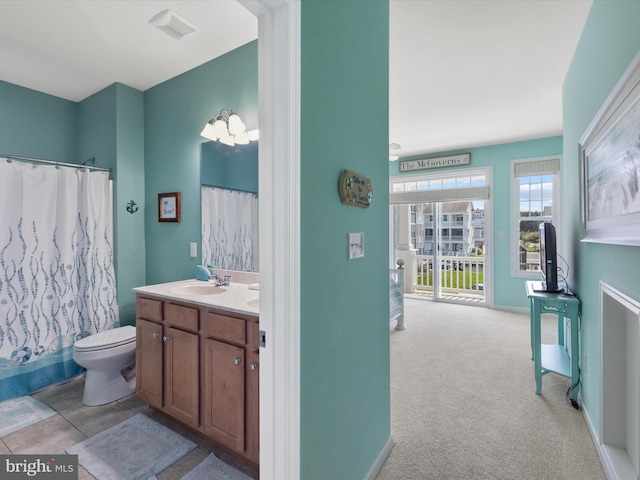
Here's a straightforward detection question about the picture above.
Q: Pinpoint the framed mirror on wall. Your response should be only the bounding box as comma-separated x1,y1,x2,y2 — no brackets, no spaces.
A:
200,141,259,272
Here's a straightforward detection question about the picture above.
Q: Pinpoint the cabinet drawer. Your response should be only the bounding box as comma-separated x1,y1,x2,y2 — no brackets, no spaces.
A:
137,297,163,323
204,313,246,345
165,304,199,333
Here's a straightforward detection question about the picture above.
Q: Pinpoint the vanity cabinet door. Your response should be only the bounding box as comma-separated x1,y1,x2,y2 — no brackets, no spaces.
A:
136,318,163,408
203,338,245,451
163,326,200,428
245,349,260,463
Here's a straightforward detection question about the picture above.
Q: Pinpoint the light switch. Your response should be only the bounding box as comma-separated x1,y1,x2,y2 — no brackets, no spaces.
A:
348,232,364,259
189,242,197,258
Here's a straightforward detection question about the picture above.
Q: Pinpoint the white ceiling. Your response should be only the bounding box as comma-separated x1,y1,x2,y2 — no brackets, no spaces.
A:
0,0,592,159
390,0,592,157
0,1,257,102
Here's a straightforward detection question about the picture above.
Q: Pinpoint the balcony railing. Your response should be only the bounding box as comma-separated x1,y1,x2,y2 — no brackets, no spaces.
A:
416,254,485,296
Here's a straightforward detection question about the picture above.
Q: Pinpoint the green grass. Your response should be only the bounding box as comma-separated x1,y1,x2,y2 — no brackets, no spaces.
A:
417,270,484,289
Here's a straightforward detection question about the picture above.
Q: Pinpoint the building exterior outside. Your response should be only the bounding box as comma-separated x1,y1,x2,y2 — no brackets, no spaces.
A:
410,202,483,256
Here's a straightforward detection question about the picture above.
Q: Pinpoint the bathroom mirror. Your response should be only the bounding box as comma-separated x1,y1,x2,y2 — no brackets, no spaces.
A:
200,141,259,272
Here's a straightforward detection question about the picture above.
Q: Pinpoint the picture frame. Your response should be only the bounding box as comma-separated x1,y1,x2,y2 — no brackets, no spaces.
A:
158,192,181,222
579,51,640,246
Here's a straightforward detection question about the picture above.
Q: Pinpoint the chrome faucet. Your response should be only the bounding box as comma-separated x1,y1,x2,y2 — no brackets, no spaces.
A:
211,274,231,286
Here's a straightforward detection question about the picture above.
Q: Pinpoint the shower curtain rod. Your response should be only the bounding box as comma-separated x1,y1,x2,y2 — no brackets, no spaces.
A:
202,183,258,196
1,154,111,172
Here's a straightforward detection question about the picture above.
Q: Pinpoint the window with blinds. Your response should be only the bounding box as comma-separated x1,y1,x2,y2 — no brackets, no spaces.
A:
512,157,561,276
390,172,489,204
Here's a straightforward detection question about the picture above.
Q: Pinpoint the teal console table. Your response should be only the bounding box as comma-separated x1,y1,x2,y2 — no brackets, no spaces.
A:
525,281,580,402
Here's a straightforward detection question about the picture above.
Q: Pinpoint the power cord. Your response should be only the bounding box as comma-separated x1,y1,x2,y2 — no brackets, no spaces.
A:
566,367,581,410
556,254,574,295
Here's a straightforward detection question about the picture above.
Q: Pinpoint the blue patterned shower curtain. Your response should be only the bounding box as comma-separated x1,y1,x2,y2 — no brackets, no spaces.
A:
201,187,258,272
0,159,119,401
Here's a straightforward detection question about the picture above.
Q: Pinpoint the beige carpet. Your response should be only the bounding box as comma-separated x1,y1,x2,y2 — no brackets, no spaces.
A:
376,298,605,480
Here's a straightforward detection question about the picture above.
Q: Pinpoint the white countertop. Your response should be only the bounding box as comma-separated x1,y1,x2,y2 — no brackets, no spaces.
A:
133,279,259,316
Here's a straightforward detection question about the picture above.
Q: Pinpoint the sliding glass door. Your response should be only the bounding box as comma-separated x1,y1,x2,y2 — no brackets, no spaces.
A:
390,168,491,305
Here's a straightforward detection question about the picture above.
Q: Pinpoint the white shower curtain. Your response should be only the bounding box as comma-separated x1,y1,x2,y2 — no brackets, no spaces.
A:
0,159,118,401
201,187,258,272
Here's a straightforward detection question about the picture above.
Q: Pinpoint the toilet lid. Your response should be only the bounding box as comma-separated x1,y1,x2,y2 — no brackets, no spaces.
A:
74,325,136,352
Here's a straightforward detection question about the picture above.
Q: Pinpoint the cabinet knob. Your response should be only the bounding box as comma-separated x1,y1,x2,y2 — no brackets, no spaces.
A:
250,363,258,371
163,336,169,342
233,358,242,365
152,333,159,338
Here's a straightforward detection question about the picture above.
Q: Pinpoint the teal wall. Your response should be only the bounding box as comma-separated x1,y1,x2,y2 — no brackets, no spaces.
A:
114,84,145,324
77,84,146,325
0,80,76,160
144,41,258,284
77,85,117,174
300,1,391,479
201,140,258,193
390,136,563,309
562,0,640,436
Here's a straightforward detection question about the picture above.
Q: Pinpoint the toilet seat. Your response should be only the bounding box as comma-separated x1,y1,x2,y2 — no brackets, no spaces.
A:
74,325,136,352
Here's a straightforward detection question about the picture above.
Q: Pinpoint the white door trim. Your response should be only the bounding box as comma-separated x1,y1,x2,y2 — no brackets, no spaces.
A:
238,1,301,478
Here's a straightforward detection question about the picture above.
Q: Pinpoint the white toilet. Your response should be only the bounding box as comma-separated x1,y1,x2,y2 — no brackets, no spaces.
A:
72,325,136,406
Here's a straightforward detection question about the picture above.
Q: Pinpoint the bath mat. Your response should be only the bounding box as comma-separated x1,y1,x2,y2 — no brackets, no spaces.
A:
66,413,197,480
180,453,254,480
0,395,56,437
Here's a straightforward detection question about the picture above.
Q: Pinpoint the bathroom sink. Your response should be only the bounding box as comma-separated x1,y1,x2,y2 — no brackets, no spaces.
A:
170,284,225,296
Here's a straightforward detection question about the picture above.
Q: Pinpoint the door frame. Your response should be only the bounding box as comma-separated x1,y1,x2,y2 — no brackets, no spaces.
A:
389,166,494,307
239,1,301,478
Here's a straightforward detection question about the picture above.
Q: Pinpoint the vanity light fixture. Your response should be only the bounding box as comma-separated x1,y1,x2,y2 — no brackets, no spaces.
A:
200,109,259,146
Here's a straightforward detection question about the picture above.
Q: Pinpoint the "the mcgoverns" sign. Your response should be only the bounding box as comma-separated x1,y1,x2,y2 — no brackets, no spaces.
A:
400,153,470,172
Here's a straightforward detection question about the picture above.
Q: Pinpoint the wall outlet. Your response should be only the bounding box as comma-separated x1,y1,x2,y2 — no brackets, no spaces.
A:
582,353,587,374
190,242,197,258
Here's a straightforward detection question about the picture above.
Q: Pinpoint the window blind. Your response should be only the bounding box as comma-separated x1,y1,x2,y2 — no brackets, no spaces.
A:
513,158,560,177
389,185,490,205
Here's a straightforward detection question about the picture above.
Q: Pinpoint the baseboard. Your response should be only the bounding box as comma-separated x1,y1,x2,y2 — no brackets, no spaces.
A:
581,394,614,480
363,435,394,480
492,305,530,315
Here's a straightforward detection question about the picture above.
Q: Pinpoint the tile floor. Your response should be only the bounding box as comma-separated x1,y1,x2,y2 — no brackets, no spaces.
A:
0,376,259,480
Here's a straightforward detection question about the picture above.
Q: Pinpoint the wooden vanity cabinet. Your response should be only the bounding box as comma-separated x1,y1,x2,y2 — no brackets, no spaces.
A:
135,293,259,465
163,323,199,427
245,321,260,463
136,297,163,408
203,337,246,450
136,317,163,408
135,297,200,428
202,311,250,452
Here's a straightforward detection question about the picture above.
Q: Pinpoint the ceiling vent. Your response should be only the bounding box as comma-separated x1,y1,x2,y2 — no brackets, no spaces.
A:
149,9,198,40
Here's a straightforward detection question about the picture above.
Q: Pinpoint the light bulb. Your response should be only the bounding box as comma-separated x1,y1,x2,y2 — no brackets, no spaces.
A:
228,113,246,135
212,118,229,138
234,132,249,145
218,135,235,146
200,123,218,141
247,129,259,141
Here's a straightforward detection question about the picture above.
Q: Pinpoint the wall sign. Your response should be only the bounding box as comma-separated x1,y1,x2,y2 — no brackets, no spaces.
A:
339,169,373,208
400,153,471,172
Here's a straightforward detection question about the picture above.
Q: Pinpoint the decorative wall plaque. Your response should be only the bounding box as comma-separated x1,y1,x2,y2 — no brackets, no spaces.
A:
400,152,471,172
339,169,373,208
